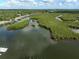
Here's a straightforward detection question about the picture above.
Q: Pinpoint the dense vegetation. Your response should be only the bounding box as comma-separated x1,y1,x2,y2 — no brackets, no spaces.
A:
31,13,79,40
7,19,28,30
0,9,79,40
59,13,79,28
0,9,33,21
51,9,79,13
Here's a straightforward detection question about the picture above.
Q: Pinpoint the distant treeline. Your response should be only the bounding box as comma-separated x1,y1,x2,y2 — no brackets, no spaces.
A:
0,9,48,21
51,9,79,13
0,9,33,21
0,9,79,21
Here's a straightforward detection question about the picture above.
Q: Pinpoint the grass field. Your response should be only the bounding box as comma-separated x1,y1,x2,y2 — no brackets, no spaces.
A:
7,19,28,30
0,10,79,40
60,13,79,28
31,13,79,40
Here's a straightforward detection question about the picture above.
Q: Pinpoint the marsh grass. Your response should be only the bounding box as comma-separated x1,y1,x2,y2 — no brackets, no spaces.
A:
31,13,79,40
7,20,28,30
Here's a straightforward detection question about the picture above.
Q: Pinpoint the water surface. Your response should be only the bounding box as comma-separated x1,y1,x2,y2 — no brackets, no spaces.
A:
0,27,79,59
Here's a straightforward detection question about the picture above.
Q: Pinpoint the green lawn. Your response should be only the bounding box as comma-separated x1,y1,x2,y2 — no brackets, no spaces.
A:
31,13,79,40
7,19,28,30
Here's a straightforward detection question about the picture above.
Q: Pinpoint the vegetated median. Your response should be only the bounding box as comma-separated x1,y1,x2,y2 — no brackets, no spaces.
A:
31,13,79,40
7,19,28,30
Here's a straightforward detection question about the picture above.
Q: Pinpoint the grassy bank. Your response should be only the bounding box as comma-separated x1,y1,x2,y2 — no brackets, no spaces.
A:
7,19,28,30
57,13,79,28
31,13,79,40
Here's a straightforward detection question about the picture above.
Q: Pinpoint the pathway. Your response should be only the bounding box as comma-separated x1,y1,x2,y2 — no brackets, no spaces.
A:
55,15,63,21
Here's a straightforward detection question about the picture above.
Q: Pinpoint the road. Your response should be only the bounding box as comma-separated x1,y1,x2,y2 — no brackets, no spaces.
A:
55,15,63,21
0,14,30,26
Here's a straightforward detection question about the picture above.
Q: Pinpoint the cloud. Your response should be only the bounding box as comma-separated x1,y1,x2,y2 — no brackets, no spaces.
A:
5,0,37,6
65,0,78,2
8,0,41,6
42,0,54,4
43,0,54,3
59,2,63,6
0,0,79,9
35,0,54,6
7,0,20,5
8,0,54,6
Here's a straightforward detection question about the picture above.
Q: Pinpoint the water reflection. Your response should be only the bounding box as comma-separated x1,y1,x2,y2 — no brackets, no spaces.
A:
8,28,53,56
1,26,79,59
0,26,55,59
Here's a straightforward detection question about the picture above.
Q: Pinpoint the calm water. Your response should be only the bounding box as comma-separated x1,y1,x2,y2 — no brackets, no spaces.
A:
0,27,79,59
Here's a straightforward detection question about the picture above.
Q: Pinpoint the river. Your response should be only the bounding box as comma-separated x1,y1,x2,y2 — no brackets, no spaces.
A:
0,24,79,59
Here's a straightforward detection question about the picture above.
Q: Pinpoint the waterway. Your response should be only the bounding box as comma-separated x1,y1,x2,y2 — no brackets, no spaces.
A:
0,25,79,59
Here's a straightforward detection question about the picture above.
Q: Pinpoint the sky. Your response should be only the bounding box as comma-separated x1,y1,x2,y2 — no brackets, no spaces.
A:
0,0,79,9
